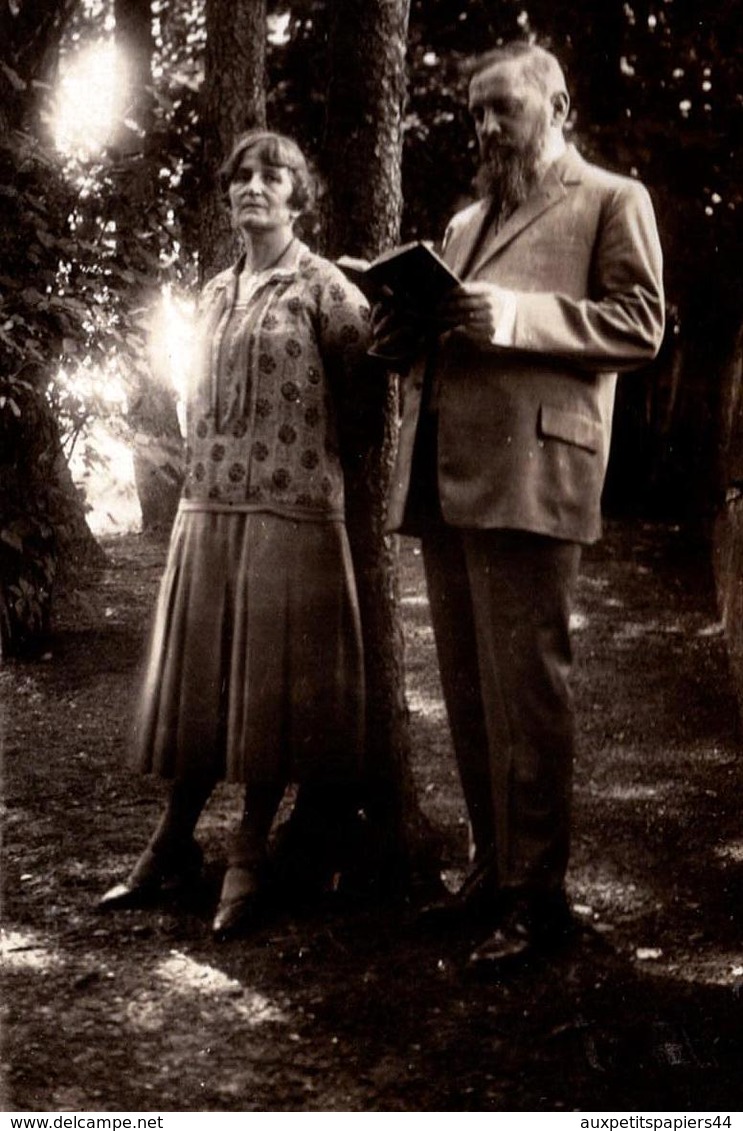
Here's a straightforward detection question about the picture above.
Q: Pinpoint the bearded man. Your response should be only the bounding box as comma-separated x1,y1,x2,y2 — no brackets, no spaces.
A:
376,41,665,972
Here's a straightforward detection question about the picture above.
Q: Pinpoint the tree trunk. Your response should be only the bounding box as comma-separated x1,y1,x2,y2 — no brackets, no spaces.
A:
128,383,185,534
322,0,428,887
113,0,184,534
710,316,743,716
199,0,267,280
113,0,155,142
322,0,410,260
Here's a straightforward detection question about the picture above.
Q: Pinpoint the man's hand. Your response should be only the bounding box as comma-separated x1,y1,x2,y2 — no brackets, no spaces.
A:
439,281,514,346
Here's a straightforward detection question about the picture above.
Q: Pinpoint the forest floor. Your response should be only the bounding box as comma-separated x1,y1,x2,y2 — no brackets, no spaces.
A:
4,518,743,1112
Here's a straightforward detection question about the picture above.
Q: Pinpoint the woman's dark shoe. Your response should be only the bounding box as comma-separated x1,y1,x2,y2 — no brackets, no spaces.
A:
97,838,204,911
212,864,267,939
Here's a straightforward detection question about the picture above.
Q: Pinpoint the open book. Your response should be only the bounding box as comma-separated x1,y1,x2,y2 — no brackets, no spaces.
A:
337,240,461,311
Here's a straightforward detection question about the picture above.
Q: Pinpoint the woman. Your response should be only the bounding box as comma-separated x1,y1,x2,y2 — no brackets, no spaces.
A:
99,130,371,937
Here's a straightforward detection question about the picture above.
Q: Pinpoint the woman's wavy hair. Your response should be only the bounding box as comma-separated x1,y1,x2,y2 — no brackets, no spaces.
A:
219,130,316,214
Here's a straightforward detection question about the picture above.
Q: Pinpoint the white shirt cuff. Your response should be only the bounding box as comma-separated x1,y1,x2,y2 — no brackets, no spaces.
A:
490,291,517,346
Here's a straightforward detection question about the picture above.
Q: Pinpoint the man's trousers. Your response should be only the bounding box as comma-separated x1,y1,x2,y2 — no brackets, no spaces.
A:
421,523,581,896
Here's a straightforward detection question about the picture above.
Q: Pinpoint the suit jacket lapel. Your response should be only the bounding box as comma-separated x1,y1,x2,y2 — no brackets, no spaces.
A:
467,144,585,278
446,200,491,277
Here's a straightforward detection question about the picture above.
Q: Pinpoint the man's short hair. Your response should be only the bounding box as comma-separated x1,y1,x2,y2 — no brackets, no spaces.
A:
465,41,568,101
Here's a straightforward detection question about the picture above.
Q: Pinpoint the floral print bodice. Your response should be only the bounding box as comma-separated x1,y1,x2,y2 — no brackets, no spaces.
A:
182,241,371,521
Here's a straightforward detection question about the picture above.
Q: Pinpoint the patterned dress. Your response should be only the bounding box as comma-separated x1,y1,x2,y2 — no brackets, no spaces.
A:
132,240,371,785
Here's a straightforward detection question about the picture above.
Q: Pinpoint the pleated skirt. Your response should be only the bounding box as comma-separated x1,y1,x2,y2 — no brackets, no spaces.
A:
132,509,365,785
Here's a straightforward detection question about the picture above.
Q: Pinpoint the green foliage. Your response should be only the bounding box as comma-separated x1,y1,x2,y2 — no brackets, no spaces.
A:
0,129,94,654
0,0,209,658
2,0,740,655
0,516,56,660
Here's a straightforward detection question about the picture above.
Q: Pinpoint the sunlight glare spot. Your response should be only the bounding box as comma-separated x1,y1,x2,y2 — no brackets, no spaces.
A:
149,285,196,417
267,12,291,45
69,418,141,537
53,40,126,157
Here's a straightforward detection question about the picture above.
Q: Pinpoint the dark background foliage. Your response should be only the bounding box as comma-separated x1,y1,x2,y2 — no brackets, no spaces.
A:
1,0,742,652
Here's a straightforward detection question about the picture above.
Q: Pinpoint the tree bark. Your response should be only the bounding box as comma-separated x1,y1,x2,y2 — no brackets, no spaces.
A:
113,0,156,142
322,0,410,260
113,0,184,533
322,0,427,885
199,0,267,280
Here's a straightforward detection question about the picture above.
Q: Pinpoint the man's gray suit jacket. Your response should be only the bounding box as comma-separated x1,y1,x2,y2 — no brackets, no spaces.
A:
387,144,665,545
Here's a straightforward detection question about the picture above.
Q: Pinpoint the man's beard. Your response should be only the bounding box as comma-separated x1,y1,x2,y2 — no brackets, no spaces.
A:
475,116,548,216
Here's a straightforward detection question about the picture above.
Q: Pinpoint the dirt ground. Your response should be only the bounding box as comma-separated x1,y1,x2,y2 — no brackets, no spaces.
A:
3,518,743,1112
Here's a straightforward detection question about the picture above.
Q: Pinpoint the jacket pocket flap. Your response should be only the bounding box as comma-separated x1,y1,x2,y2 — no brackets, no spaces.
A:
539,403,602,452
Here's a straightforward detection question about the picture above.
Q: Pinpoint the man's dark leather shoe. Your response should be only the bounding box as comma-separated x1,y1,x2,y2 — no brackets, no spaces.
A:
418,855,501,929
466,890,576,974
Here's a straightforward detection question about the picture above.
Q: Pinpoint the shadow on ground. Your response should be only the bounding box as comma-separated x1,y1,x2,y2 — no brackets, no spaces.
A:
3,520,743,1111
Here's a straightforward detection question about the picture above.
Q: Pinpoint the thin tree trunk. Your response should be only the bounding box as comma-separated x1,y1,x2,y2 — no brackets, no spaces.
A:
113,0,184,534
322,0,427,885
322,0,410,259
114,0,155,140
199,0,267,280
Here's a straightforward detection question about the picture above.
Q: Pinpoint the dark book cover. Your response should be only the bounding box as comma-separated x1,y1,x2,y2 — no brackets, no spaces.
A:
337,241,460,309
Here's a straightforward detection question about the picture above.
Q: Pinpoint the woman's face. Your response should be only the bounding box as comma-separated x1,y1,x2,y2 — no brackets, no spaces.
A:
228,154,297,234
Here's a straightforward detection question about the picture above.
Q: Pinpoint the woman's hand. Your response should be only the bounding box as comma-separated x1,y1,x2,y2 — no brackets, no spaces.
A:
369,291,428,362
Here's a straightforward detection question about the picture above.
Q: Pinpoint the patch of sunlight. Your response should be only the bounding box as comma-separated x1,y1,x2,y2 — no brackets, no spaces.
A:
695,746,735,765
0,928,63,972
70,418,142,536
400,593,430,607
581,574,609,589
697,621,723,637
571,872,654,918
405,686,447,722
440,867,472,893
594,783,670,802
650,953,743,988
121,945,287,1035
714,839,743,863
617,620,686,639
635,946,663,961
615,620,648,638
